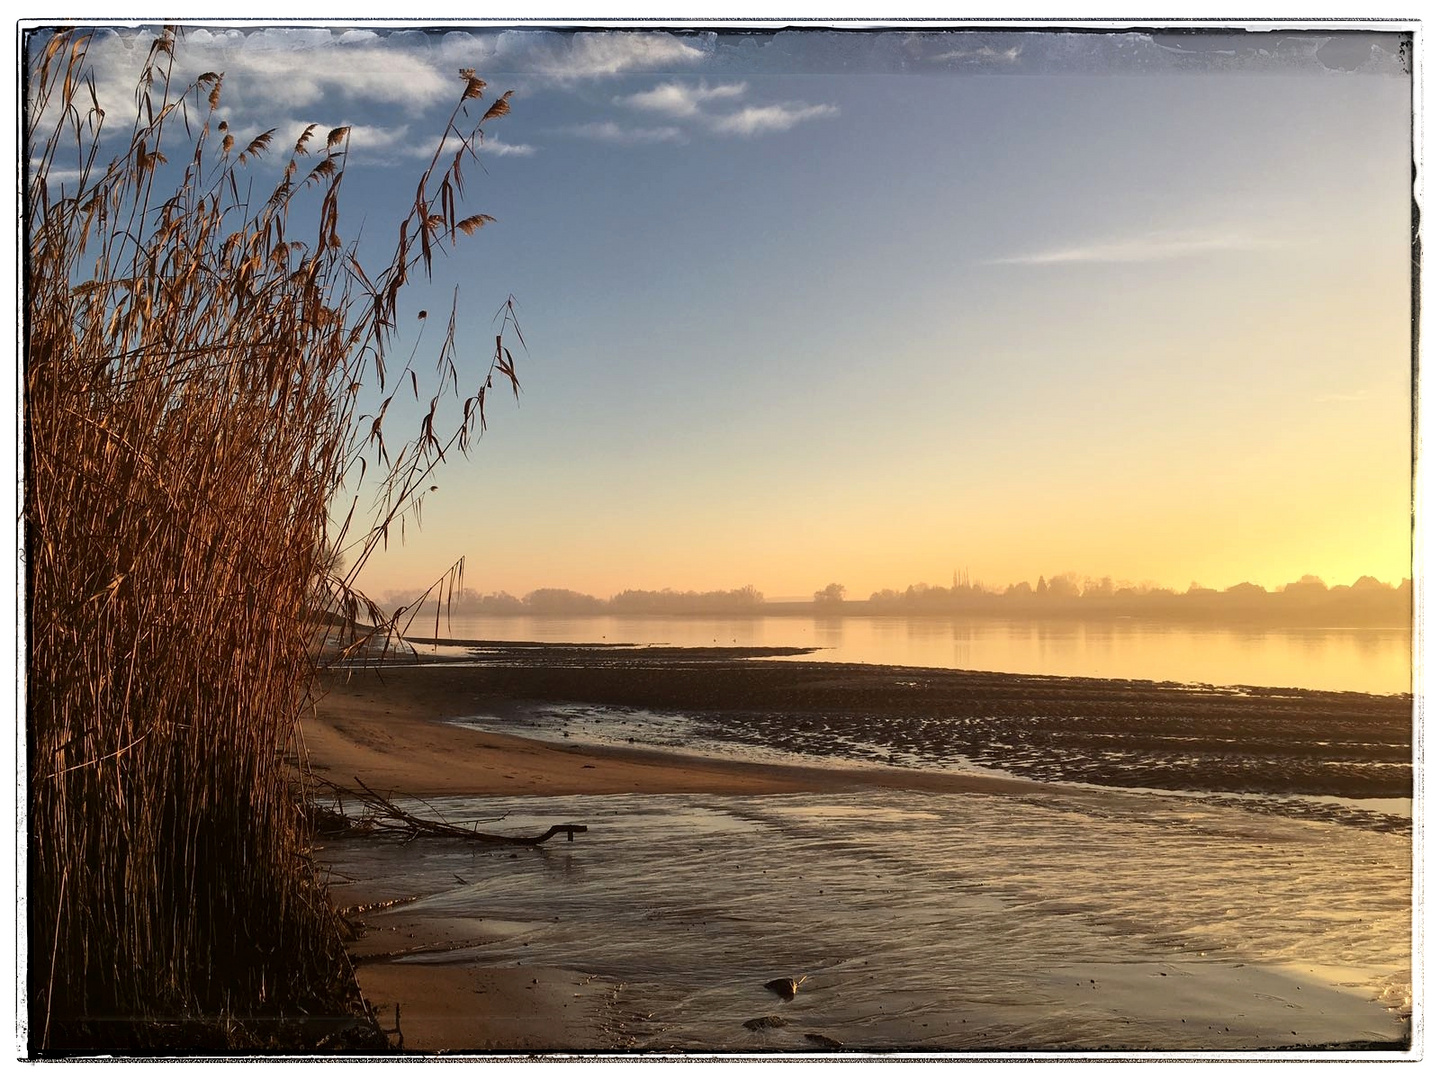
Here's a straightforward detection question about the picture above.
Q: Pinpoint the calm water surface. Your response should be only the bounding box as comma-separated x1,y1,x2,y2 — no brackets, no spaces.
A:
420,614,1410,695
325,786,1411,1051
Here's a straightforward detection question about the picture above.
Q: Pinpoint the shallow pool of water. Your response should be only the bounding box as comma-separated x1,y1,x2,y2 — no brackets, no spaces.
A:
321,784,1411,1052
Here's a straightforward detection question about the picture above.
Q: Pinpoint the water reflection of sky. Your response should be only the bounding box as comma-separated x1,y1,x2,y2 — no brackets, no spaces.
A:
323,788,1412,1051
425,615,1411,695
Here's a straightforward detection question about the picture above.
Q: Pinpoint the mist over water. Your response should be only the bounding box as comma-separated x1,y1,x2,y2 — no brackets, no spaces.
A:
419,614,1410,695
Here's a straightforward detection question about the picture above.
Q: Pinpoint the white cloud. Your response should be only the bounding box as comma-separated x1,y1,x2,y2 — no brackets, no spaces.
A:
30,162,84,192
47,26,472,134
33,27,709,159
199,39,452,114
611,79,837,141
336,30,383,47
489,29,708,79
339,122,415,155
617,80,747,117
993,230,1286,266
25,26,546,179
565,121,685,145
390,130,536,161
34,27,844,172
482,137,538,157
929,44,1023,64
709,102,839,137
208,118,411,162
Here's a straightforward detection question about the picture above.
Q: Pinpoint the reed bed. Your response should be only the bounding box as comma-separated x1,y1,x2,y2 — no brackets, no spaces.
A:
24,26,519,1052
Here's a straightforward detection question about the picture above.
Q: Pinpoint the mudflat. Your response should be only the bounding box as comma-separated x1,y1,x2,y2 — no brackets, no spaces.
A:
307,647,1411,800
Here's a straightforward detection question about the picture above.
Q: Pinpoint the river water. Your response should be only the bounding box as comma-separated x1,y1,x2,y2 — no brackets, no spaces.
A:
323,784,1412,1052
414,614,1411,696
321,672,1414,1052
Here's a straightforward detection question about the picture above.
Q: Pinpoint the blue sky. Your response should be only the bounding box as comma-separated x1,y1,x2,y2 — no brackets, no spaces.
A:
28,24,1416,600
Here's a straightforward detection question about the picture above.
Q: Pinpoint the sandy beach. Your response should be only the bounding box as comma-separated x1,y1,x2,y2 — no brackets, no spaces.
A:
305,652,1412,1056
307,661,1054,1053
303,659,1063,800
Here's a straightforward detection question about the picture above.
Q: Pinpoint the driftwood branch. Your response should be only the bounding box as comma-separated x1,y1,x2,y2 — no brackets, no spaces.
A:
312,776,588,845
340,895,421,918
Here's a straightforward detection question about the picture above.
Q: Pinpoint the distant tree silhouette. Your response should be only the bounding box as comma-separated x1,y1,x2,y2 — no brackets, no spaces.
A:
1225,582,1268,597
1047,573,1081,598
524,588,604,614
475,591,524,613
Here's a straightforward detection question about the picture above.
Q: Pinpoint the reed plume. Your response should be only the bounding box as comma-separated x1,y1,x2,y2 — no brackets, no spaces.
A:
24,25,520,1051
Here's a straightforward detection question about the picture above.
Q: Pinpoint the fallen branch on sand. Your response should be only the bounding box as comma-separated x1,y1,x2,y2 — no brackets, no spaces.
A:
340,896,422,918
313,776,588,845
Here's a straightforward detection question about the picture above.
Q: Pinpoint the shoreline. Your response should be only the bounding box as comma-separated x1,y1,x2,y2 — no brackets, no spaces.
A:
304,652,1413,1056
305,663,1056,800
308,661,1049,1055
307,661,1047,1055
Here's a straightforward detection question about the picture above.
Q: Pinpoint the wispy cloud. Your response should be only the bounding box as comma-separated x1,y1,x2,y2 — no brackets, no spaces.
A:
341,122,416,154
481,136,538,157
247,119,432,165
50,26,704,137
565,121,686,145
30,161,84,190
173,27,454,112
929,44,1023,64
28,27,545,174
616,80,747,117
709,102,839,137
490,30,708,80
394,131,538,161
993,230,1286,266
44,26,461,135
38,27,832,168
611,77,839,141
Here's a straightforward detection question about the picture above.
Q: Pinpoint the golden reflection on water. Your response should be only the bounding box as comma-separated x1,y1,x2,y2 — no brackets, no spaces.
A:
433,615,1410,695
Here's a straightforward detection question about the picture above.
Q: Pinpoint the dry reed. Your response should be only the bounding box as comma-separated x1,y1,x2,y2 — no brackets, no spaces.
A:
24,26,521,1052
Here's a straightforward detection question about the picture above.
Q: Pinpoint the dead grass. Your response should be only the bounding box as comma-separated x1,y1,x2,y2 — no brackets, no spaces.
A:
24,25,520,1052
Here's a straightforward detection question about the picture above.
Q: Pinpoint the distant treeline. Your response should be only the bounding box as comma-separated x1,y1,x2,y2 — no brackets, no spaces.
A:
431,585,769,616
385,573,1410,626
857,573,1411,626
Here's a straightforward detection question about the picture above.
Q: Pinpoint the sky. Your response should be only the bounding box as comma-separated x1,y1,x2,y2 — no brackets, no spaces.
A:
23,21,1417,602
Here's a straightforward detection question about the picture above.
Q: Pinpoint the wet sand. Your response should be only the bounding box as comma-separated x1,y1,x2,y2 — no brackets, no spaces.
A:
308,660,1050,1056
304,660,1057,799
305,650,1412,1055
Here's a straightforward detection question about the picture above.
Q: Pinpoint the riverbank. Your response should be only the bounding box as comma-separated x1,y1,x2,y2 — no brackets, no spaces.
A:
307,659,1058,1052
309,648,1412,801
304,651,1413,1055
304,659,1059,799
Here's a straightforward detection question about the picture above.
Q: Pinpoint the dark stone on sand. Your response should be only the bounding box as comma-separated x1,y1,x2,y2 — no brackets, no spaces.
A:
764,976,804,1000
804,1032,844,1049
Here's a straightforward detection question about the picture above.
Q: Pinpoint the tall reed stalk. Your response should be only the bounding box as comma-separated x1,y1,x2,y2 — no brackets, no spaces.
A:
24,26,520,1051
